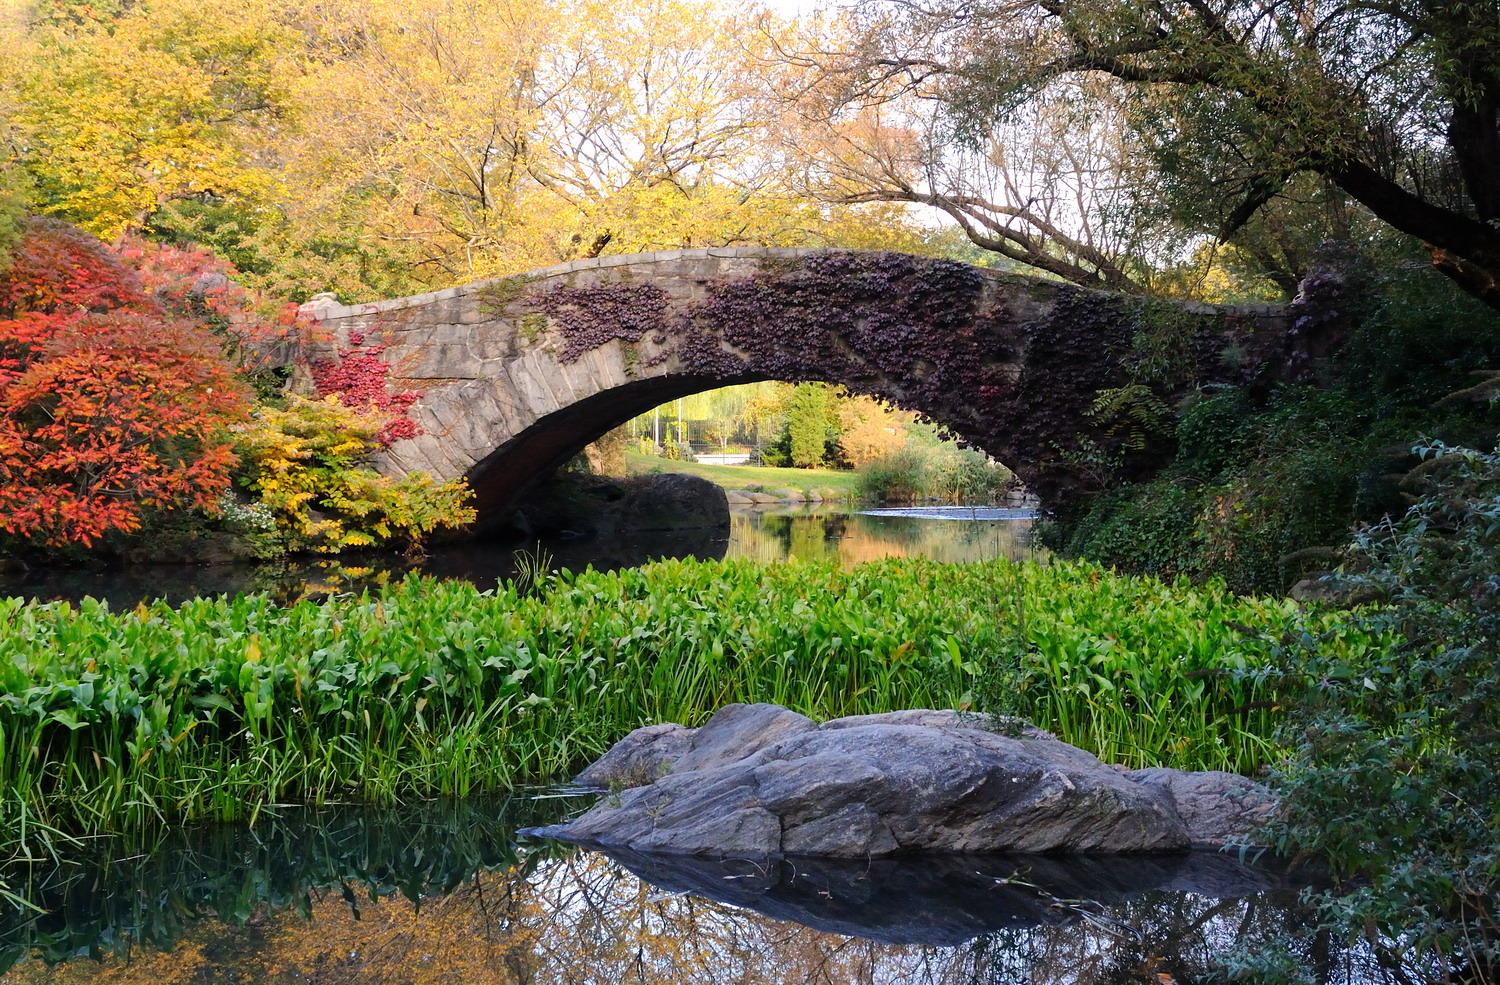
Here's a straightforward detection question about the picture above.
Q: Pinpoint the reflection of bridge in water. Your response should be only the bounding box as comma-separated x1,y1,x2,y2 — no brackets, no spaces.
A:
297,248,1291,527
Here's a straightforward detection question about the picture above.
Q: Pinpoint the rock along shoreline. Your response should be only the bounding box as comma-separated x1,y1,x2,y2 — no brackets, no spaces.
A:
526,703,1277,858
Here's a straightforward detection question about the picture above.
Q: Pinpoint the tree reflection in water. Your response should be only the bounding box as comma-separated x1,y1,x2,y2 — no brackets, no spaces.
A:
727,508,1036,567
0,797,1411,985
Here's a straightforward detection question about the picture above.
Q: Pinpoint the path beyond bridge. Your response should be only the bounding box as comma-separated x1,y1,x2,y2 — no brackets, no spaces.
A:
297,248,1292,526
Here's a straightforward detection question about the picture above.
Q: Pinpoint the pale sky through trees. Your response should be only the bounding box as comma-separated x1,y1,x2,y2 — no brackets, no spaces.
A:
754,0,823,18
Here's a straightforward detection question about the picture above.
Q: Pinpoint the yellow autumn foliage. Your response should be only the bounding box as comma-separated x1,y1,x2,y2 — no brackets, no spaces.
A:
233,396,475,554
0,0,933,299
8,0,293,239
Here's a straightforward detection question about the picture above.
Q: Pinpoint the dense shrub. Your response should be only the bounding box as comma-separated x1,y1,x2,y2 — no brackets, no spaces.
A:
0,219,249,547
856,443,1009,504
1173,385,1255,479
232,396,473,555
931,445,1010,502
855,446,932,502
1057,267,1500,593
1226,442,1500,982
1062,480,1202,577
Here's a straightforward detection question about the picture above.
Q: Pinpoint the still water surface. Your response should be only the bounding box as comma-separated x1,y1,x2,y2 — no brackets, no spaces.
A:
0,505,1036,607
0,795,1399,985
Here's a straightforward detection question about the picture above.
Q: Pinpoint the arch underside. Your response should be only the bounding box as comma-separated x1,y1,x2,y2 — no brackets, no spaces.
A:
465,367,1022,530
467,373,764,525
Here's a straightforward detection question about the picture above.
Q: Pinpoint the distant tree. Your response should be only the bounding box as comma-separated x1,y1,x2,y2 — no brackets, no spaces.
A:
786,382,837,469
836,394,910,467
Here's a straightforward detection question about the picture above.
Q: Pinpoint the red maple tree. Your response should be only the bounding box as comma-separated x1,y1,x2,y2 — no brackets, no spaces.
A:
0,219,250,547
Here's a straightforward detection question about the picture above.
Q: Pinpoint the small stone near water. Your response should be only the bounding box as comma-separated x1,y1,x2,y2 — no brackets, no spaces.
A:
531,703,1276,858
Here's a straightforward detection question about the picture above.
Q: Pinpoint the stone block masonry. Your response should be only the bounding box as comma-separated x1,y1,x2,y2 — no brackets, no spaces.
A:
297,248,1293,526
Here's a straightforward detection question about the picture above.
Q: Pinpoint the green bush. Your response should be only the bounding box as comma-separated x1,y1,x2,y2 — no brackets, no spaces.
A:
1064,430,1385,594
1228,441,1500,981
1061,479,1204,577
232,396,475,555
855,444,1009,504
1058,267,1500,594
855,446,932,502
1174,385,1255,479
931,445,1010,502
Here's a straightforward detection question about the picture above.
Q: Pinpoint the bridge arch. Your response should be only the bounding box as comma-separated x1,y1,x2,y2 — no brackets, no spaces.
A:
298,248,1288,526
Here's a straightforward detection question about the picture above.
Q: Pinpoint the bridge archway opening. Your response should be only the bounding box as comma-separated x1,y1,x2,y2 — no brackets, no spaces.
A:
467,376,1019,530
467,374,764,525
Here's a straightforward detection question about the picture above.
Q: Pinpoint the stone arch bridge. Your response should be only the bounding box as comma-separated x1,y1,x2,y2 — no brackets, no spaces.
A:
298,248,1291,526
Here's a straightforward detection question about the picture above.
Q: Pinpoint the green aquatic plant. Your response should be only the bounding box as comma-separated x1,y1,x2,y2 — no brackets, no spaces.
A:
0,557,1388,865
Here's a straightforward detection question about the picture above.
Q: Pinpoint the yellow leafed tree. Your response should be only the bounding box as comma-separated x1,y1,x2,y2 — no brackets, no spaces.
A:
284,0,932,285
0,0,934,298
7,0,295,239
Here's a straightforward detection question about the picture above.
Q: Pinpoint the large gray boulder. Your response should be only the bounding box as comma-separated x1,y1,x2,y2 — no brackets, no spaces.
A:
535,704,1277,858
1126,767,1280,848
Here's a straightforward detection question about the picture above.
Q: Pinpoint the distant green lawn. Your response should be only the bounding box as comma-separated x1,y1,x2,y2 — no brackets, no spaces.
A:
625,450,861,497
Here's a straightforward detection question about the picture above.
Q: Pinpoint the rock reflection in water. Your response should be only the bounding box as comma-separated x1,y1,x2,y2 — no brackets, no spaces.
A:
595,845,1285,946
0,797,1402,985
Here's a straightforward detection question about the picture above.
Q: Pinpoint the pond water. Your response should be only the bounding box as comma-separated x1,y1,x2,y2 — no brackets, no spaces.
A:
0,793,1401,985
0,508,1428,982
0,504,1036,607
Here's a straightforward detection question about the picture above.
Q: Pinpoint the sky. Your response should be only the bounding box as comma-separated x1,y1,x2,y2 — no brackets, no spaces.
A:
754,0,829,17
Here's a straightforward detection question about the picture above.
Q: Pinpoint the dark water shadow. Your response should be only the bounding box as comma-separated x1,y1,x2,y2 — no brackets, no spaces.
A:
0,795,1416,985
0,504,1038,608
591,844,1301,947
0,522,730,608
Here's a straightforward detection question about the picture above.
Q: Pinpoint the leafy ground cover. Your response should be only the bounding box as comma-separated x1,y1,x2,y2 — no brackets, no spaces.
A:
0,557,1385,866
624,449,860,497
1223,441,1500,981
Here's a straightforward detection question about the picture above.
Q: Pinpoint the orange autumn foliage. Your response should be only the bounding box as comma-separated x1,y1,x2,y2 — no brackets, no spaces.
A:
0,219,249,547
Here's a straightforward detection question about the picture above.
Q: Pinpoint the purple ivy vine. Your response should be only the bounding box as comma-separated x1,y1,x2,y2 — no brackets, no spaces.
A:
528,282,669,363
516,251,1312,515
